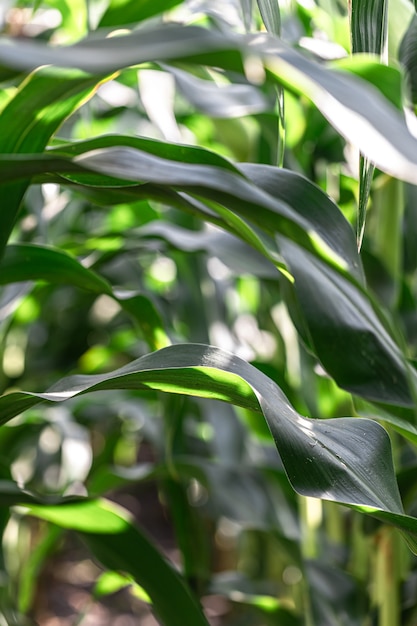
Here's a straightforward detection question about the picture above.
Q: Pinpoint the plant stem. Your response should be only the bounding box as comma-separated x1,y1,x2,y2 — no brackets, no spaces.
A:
374,527,402,626
373,175,404,306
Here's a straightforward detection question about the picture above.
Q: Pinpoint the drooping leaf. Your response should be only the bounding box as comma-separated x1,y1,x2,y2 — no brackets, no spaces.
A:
277,236,415,407
2,139,413,405
164,64,273,118
1,343,417,550
25,498,210,626
138,221,279,278
0,244,168,349
1,25,417,181
0,244,112,295
0,66,110,257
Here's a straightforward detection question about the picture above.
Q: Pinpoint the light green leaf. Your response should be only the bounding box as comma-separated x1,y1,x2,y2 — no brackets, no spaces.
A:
25,498,209,626
99,0,182,27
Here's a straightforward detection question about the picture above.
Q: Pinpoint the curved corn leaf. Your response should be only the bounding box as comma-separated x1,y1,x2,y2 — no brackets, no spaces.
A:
138,221,279,278
164,64,273,118
1,343,417,550
1,25,417,181
25,499,209,626
0,244,168,350
0,66,111,257
277,236,415,407
0,244,112,295
0,139,414,406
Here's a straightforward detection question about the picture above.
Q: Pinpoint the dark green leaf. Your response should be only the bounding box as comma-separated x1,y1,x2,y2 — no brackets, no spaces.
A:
1,343,416,549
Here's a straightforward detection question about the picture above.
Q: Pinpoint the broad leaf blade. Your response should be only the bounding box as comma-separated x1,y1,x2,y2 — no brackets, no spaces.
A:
0,66,109,257
1,25,417,181
1,343,417,549
278,236,414,407
25,499,210,626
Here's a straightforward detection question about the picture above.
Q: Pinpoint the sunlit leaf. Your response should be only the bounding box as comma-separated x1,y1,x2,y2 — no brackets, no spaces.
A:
25,498,209,626
2,343,417,550
1,25,417,181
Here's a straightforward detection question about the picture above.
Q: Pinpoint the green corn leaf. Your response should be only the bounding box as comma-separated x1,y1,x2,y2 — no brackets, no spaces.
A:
349,0,388,247
257,0,281,35
98,0,183,28
400,14,417,104
277,236,415,407
0,140,358,277
0,244,113,295
350,0,388,55
0,244,168,350
0,66,110,258
1,343,417,551
1,25,417,182
164,64,274,118
25,498,209,626
1,140,413,406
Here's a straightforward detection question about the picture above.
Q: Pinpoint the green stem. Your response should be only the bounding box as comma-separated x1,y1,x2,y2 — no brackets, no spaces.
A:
373,175,404,306
298,495,322,559
374,527,402,626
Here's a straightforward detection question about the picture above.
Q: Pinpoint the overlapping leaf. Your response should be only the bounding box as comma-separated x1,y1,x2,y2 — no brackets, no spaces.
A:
25,498,210,626
0,137,414,407
2,342,417,550
1,24,417,182
0,66,112,258
0,244,168,350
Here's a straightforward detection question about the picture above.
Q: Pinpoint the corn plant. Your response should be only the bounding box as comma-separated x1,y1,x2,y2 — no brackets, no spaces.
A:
1,0,417,624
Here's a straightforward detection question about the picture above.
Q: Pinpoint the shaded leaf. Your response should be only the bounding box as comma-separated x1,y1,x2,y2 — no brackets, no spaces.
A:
278,236,415,407
166,64,273,117
0,244,168,349
349,0,388,55
400,14,417,103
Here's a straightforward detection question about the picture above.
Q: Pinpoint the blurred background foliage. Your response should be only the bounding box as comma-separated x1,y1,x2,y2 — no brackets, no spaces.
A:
1,0,417,625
